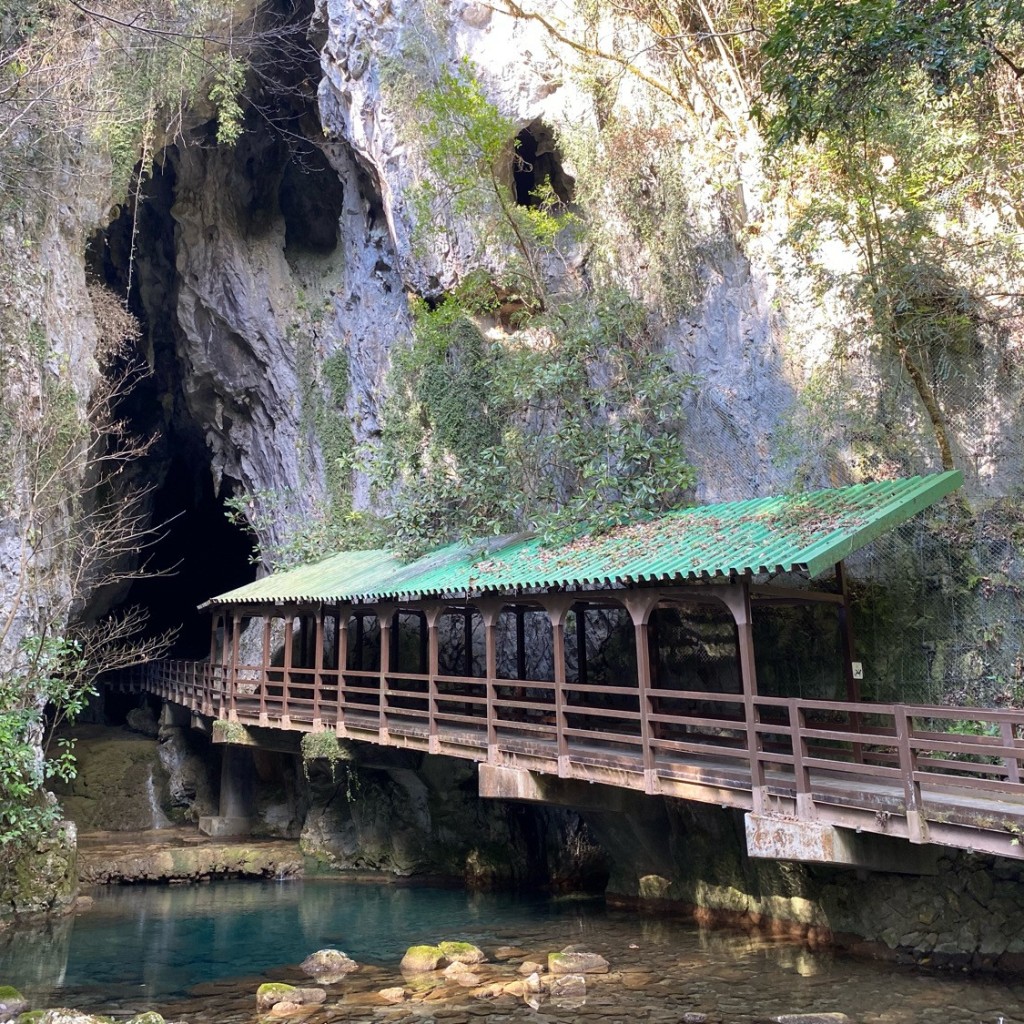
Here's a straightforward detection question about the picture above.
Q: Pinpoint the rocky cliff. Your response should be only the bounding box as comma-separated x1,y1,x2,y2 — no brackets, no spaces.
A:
2,0,1023,929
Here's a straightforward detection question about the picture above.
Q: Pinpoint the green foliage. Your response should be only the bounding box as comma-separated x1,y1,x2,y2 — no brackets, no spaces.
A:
224,489,386,571
0,635,91,850
376,287,697,556
759,0,1024,146
208,54,247,146
412,58,570,308
761,8,1023,476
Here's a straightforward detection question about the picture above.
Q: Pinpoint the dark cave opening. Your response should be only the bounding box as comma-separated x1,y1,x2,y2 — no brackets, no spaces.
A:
512,120,576,208
85,159,257,664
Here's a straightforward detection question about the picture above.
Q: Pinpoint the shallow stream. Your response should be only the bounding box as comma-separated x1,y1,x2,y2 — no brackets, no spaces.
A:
3,880,1024,1024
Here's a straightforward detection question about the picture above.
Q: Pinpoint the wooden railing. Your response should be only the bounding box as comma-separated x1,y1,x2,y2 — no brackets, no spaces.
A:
122,659,1024,858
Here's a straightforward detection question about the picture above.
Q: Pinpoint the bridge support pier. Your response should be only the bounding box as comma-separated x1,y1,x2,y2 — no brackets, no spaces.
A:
744,813,938,874
199,745,256,838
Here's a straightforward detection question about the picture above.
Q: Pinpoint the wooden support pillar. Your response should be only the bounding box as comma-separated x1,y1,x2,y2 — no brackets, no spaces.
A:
377,604,395,742
219,613,231,718
836,560,864,763
418,611,428,674
228,613,242,722
515,605,526,681
540,596,574,776
424,604,442,754
335,606,350,738
575,602,588,686
207,614,221,716
479,601,502,765
622,592,661,794
282,611,294,728
313,607,325,729
719,582,766,814
260,614,271,725
354,613,365,671
894,705,928,843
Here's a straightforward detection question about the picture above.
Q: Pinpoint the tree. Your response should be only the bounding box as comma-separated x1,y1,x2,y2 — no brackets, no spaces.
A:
759,0,1024,147
0,284,174,878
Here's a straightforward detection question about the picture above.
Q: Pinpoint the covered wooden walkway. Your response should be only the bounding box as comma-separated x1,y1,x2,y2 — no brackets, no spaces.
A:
129,471,1024,862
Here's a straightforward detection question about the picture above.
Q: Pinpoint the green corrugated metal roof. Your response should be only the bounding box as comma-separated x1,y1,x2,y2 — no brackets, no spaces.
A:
204,471,962,608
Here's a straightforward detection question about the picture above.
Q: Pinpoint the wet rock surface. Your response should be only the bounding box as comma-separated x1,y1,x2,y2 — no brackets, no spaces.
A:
75,828,303,883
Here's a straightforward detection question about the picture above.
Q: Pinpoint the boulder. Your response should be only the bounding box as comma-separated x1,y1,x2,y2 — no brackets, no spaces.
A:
442,962,479,987
549,974,587,999
126,706,160,737
400,945,444,973
255,984,326,1012
299,949,358,983
0,987,27,1023
438,940,486,964
125,1014,165,1024
548,950,609,975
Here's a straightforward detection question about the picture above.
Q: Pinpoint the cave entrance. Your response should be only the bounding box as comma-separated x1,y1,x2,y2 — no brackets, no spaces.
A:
512,120,575,208
85,159,257,671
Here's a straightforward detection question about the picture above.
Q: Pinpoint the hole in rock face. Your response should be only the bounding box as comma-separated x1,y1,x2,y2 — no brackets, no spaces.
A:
513,120,576,208
279,143,345,253
85,159,257,664
118,458,255,658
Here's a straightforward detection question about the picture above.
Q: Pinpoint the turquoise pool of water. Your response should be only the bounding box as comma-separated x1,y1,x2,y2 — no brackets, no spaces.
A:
3,879,1024,1024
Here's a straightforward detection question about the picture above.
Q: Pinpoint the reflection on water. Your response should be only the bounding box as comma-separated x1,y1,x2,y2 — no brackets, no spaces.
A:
2,879,1024,1024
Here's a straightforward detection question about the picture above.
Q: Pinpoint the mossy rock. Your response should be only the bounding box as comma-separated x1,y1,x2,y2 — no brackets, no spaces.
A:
125,1014,164,1024
256,983,296,1011
400,945,444,973
1,988,28,1023
438,941,485,965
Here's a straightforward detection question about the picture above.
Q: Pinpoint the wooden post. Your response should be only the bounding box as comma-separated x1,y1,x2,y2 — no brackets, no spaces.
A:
424,604,442,754
836,561,865,764
894,705,928,843
313,607,325,730
1001,720,1021,784
720,582,766,815
260,614,271,725
479,601,502,765
622,593,660,794
575,602,588,686
219,613,230,719
281,612,295,727
377,605,395,742
540,596,574,776
336,607,350,738
791,700,815,819
516,605,526,681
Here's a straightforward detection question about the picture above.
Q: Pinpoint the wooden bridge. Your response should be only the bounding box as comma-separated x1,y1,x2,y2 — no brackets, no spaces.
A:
133,649,1024,863
124,472,1024,864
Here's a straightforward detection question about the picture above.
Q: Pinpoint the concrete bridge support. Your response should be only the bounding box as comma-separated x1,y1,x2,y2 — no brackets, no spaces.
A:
199,745,256,837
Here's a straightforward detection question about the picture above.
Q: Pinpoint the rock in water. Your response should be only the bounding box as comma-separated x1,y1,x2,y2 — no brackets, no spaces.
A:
438,940,486,964
548,950,609,975
400,944,445,972
772,1016,851,1024
549,974,587,999
300,948,358,982
0,987,28,1023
